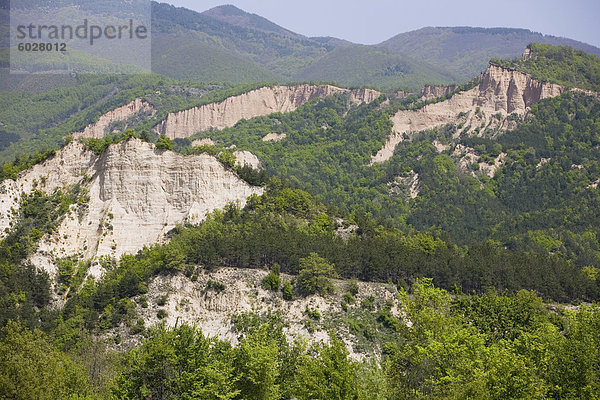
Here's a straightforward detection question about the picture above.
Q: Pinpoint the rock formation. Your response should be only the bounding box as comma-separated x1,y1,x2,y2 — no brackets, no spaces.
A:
73,98,154,139
0,139,263,279
420,84,459,101
154,85,381,139
371,64,565,164
262,133,287,142
233,150,261,169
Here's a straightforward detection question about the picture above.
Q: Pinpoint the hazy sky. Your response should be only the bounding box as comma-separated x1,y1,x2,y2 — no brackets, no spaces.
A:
162,0,600,48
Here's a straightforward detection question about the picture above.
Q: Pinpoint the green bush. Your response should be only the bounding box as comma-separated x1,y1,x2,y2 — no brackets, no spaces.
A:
296,253,338,297
282,281,294,301
155,134,173,151
262,271,281,291
206,279,226,293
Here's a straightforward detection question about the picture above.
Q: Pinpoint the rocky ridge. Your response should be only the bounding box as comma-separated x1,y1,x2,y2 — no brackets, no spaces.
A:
371,63,565,164
154,84,381,139
131,267,401,360
74,99,155,139
0,139,263,281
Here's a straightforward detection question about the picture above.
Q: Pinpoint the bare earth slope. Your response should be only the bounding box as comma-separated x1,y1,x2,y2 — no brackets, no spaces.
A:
371,64,565,163
0,139,263,279
73,99,155,139
154,84,381,139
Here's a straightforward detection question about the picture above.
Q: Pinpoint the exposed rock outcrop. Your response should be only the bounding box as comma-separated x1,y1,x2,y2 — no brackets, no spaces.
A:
371,64,565,164
73,99,155,139
154,85,381,139
420,84,459,101
262,133,287,142
233,150,261,169
138,267,400,360
0,139,263,279
191,138,215,147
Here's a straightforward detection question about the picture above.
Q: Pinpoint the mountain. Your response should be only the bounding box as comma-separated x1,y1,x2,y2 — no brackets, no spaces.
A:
5,2,600,91
150,2,456,89
379,26,600,81
293,45,455,90
201,4,301,38
2,41,600,399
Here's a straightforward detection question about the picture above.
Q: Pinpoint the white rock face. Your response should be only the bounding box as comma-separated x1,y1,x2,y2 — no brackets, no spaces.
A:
0,139,263,276
420,84,459,101
191,138,215,147
262,133,287,142
154,85,381,139
139,267,399,360
371,64,566,164
73,99,154,139
233,150,261,169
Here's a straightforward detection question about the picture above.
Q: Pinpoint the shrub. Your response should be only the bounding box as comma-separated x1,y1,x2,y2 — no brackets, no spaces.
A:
156,295,167,306
155,134,173,151
305,306,321,320
262,271,281,291
346,280,359,296
282,281,293,301
206,279,226,293
296,253,338,297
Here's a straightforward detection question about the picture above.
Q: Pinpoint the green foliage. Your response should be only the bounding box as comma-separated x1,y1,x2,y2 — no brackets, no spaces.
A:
155,134,174,151
216,151,236,169
0,321,91,399
294,45,454,90
380,27,600,82
282,281,294,301
261,270,281,291
113,324,239,400
206,279,226,293
296,252,338,297
346,279,359,296
0,186,88,329
388,279,550,399
290,336,362,400
0,149,55,182
494,43,600,91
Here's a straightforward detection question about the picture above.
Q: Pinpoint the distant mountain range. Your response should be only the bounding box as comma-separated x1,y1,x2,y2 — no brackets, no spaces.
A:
379,26,600,81
2,1,599,91
149,3,600,89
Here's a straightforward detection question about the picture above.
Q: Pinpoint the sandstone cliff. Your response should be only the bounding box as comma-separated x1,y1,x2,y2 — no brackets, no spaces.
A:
0,139,263,279
371,64,565,164
154,85,381,139
74,98,155,139
420,84,459,101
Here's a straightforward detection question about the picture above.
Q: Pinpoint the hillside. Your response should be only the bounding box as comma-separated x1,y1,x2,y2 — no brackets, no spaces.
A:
494,43,600,91
293,45,455,90
379,27,600,81
2,33,600,399
5,3,600,91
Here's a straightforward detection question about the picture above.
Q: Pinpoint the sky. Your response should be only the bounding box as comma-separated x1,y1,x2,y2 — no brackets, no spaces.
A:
162,0,600,48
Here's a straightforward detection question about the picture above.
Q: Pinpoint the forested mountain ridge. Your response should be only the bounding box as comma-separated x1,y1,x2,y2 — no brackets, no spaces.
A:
5,2,600,91
1,43,600,399
379,26,600,82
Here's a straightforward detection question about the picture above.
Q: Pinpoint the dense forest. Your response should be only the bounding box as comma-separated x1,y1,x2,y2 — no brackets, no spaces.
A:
185,89,600,270
3,278,600,399
1,44,600,398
